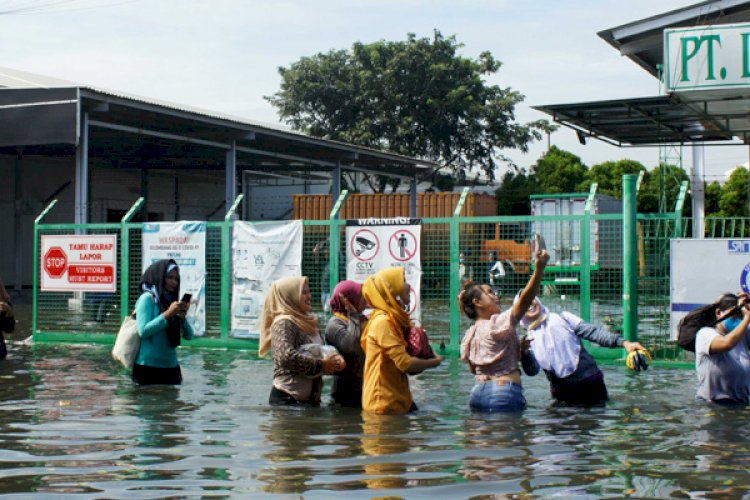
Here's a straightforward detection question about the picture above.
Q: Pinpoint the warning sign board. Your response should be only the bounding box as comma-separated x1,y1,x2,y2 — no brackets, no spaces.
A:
346,218,422,322
40,235,117,292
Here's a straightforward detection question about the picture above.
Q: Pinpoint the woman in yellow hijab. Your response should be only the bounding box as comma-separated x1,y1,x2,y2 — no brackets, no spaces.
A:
361,267,442,414
260,276,345,406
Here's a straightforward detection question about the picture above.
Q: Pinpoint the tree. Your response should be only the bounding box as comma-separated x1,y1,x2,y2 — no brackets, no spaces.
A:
496,169,537,215
719,167,750,217
638,164,690,213
705,181,721,215
266,31,547,190
582,159,647,199
530,146,588,194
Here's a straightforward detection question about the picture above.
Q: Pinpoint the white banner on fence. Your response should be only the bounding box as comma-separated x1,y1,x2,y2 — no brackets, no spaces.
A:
142,222,206,336
670,238,750,339
231,220,303,339
346,218,422,323
40,234,117,292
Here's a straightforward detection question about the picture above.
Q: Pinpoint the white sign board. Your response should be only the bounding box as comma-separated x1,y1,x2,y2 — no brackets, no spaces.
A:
40,235,117,292
231,220,303,339
665,22,750,91
346,218,422,323
670,238,750,338
142,222,206,336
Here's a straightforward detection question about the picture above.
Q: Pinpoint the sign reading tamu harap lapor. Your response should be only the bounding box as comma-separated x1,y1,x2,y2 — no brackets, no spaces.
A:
40,235,117,292
665,22,750,91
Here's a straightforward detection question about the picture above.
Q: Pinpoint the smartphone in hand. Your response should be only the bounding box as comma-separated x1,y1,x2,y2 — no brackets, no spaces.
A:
181,293,192,304
532,233,546,255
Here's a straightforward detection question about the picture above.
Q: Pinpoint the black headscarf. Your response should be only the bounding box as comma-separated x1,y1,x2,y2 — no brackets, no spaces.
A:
140,259,182,348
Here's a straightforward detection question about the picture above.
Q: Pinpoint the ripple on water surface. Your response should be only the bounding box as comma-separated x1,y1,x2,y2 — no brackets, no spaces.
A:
0,343,748,497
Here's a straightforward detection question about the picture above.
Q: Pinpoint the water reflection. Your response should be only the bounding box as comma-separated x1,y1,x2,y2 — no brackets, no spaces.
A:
3,344,750,497
458,412,536,494
361,412,412,490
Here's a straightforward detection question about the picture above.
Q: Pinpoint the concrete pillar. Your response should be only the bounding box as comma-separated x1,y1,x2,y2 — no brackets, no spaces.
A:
691,143,705,238
74,112,89,224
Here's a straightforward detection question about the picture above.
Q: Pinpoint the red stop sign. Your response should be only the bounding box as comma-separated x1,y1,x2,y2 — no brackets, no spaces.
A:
44,246,68,278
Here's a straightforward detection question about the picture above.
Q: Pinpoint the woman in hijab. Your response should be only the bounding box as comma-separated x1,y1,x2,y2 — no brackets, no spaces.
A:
260,276,346,406
361,267,443,415
325,280,368,407
520,296,647,406
133,259,193,385
458,249,549,412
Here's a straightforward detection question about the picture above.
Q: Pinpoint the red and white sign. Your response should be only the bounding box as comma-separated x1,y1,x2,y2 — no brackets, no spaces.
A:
345,218,422,322
40,235,117,292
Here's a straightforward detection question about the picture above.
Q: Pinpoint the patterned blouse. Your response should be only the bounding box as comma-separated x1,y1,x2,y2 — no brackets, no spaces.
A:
271,318,324,402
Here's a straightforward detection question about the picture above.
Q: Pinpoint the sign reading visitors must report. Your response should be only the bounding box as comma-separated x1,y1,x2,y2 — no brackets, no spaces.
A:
40,235,117,292
665,22,750,91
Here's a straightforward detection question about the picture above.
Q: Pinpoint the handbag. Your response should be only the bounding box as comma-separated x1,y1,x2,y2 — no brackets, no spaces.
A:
112,311,140,368
406,326,435,359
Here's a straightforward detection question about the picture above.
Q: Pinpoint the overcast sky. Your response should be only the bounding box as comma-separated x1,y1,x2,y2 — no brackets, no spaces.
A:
2,0,746,183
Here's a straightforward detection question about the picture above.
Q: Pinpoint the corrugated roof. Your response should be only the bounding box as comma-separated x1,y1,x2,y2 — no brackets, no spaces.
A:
0,66,439,169
0,66,80,89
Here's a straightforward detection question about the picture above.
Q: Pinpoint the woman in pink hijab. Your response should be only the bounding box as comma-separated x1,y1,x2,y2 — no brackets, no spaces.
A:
325,280,369,407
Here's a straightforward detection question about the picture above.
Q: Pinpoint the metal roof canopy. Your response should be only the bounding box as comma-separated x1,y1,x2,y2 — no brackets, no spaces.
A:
535,0,750,147
0,86,439,182
532,89,750,146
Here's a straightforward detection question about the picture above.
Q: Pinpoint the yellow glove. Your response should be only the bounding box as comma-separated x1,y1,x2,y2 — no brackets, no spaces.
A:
626,349,652,372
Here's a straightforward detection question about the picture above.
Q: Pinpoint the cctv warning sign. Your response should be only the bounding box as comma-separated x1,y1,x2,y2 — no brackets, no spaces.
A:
346,218,422,321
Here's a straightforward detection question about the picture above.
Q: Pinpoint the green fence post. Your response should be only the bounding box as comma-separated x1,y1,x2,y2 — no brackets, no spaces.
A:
623,175,638,343
450,188,470,351
33,199,58,337
580,183,596,322
673,180,688,238
119,197,144,320
221,194,244,339
329,190,349,303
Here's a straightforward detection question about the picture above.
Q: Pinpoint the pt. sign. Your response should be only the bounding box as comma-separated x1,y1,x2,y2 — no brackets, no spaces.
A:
665,22,750,91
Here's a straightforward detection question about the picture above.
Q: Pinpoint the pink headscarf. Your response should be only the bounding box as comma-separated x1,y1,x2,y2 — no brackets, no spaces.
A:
329,280,363,315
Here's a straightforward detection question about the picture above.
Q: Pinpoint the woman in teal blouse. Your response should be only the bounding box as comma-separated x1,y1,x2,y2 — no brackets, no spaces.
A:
133,259,193,385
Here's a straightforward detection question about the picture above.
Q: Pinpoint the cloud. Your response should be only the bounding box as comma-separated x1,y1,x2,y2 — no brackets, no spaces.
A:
1,0,747,177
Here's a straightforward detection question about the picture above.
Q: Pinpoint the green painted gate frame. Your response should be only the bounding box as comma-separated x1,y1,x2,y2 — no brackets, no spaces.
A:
31,179,692,362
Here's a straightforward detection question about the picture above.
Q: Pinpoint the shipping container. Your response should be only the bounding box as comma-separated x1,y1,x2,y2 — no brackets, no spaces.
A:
295,192,496,274
293,192,497,220
530,193,622,269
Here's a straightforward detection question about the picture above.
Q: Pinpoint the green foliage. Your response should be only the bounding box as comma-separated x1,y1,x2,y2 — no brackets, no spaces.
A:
637,164,690,213
530,146,588,194
497,147,748,218
719,167,750,217
266,31,547,188
496,169,537,215
705,181,721,214
582,159,646,199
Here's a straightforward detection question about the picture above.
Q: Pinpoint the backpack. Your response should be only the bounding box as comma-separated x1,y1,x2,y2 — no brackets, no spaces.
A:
677,303,720,352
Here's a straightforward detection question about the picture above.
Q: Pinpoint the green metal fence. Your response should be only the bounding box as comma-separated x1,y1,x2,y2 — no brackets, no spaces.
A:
32,183,750,361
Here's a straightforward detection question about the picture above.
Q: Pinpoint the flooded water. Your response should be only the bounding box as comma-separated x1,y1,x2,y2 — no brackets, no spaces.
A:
0,343,748,498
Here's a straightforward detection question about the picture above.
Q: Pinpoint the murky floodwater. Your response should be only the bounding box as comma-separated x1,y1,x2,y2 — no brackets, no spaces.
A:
0,342,748,498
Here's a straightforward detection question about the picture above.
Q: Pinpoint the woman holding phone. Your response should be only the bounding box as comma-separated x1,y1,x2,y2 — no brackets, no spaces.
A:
133,259,193,385
459,248,549,412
